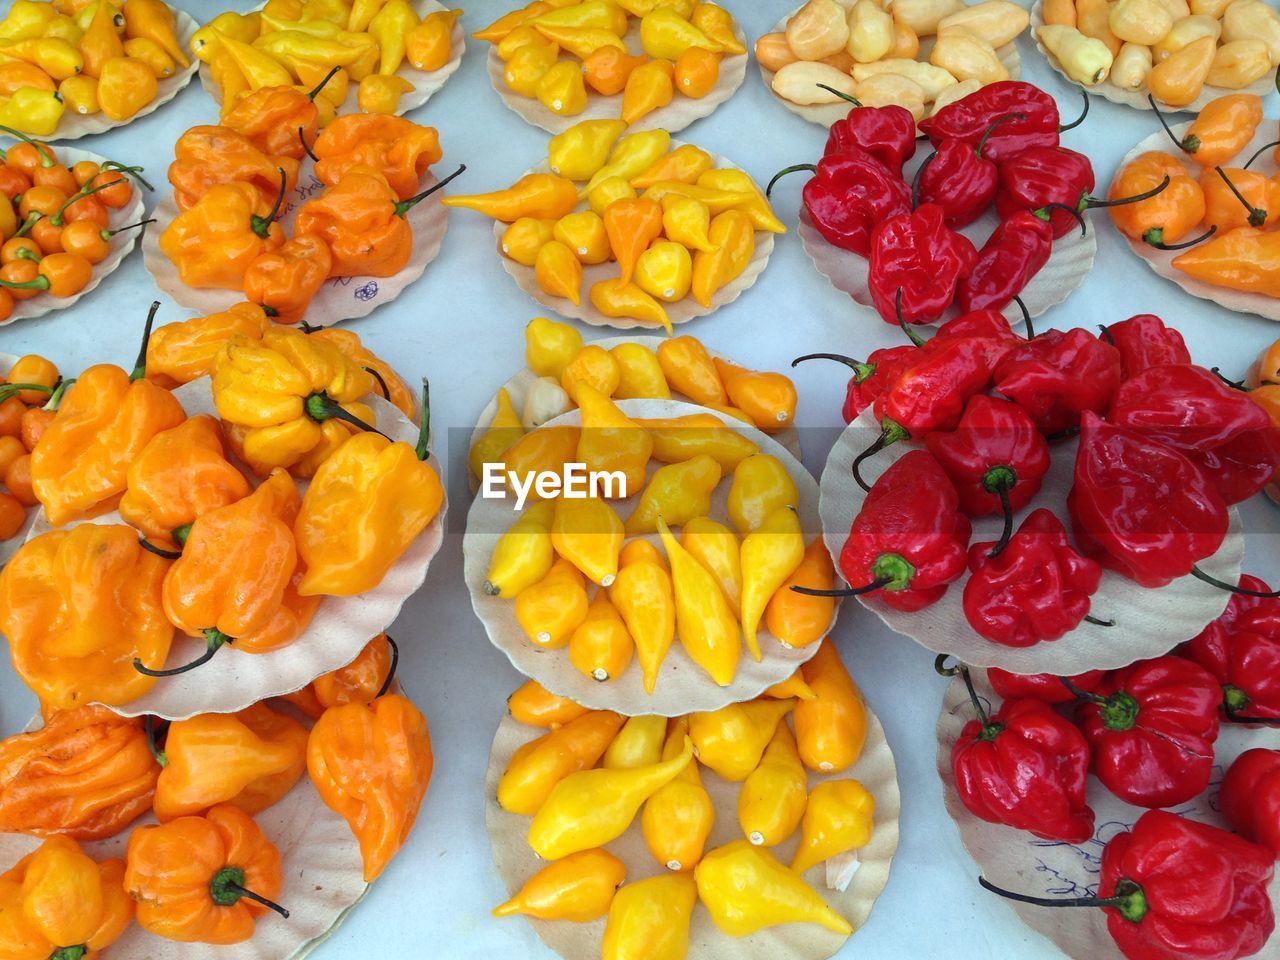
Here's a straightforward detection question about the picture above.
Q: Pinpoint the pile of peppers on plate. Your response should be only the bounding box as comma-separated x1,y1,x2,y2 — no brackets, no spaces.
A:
770,79,1170,325
0,351,64,540
492,641,875,955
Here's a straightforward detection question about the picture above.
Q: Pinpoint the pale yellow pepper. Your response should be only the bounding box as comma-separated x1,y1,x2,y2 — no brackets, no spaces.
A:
521,376,573,429
691,2,744,54
1034,25,1114,84
695,841,853,936
1147,34,1214,106
937,0,1029,46
583,130,672,198
1222,0,1280,63
930,28,1008,83
515,556,591,648
738,721,808,847
891,0,964,35
625,455,721,534
658,517,741,686
739,505,806,662
494,848,626,921
689,698,794,781
1207,39,1272,89
552,495,625,586
1108,0,1172,45
641,717,715,871
727,454,799,533
527,316,584,379
603,714,668,769
792,779,876,875
847,0,893,62
1151,13,1218,61
786,0,849,59
602,872,697,960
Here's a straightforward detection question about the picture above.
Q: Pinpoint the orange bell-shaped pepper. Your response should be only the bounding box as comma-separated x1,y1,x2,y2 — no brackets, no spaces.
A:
159,179,289,291
603,197,664,285
0,523,175,710
167,125,301,214
119,414,252,547
0,836,134,960
314,633,398,707
147,470,307,676
0,705,160,841
311,113,444,202
1108,151,1208,248
124,804,288,945
153,703,309,822
308,693,434,881
145,302,272,387
219,70,336,162
308,327,418,420
242,232,334,325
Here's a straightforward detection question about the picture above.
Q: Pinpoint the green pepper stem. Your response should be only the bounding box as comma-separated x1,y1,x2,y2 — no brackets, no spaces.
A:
0,381,52,403
251,168,289,239
144,715,169,768
791,352,876,384
975,113,1024,159
894,288,927,347
134,628,232,677
1147,94,1189,153
13,211,40,238
1013,295,1033,339
395,163,466,218
0,125,55,166
1144,224,1215,250
1083,614,1115,627
852,419,909,493
978,877,1147,923
49,947,88,960
1058,90,1089,132
984,474,1016,559
934,654,962,677
101,160,154,192
1242,140,1280,171
50,176,121,226
1193,566,1280,598
791,574,892,598
765,163,816,198
0,274,49,292
131,301,160,381
210,866,290,918
1034,202,1087,236
307,65,342,101
299,126,318,163
42,377,72,411
1214,166,1268,226
305,392,391,440
1083,175,1170,211
1060,675,1109,705
376,635,400,698
415,378,431,461
815,83,861,107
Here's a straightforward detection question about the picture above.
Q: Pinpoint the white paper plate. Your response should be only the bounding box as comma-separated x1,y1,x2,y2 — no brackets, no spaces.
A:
0,354,37,562
1029,0,1276,114
53,9,200,140
199,0,466,118
486,695,900,959
817,409,1245,675
796,172,1096,328
142,166,449,326
464,399,831,717
19,377,446,720
1112,120,1280,322
487,19,748,134
936,671,1280,960
495,145,774,329
758,8,1021,128
0,146,148,326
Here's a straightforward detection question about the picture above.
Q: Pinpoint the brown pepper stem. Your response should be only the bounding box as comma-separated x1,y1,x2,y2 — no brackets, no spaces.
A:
298,126,318,163
1143,224,1216,250
791,574,892,598
1242,140,1280,170
306,65,342,101
1082,175,1170,211
415,378,431,461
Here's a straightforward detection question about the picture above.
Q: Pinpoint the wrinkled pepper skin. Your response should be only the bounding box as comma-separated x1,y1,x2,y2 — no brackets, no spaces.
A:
0,705,159,841
986,667,1104,704
145,303,271,386
159,181,287,290
1180,575,1280,721
167,125,300,214
825,103,918,174
992,328,1121,435
1099,313,1190,379
919,80,1060,164
0,524,173,710
312,114,443,202
798,149,912,257
1221,749,1280,856
867,203,977,325
293,167,419,278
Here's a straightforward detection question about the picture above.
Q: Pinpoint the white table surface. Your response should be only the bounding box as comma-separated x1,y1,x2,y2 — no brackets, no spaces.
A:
1,3,1278,958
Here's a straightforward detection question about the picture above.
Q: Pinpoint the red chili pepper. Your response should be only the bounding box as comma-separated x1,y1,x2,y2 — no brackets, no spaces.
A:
791,343,922,423
804,450,970,612
980,810,1275,960
950,666,1095,842
1075,655,1221,808
1221,749,1280,857
768,149,911,257
1099,313,1192,379
919,80,1068,165
963,509,1103,647
993,328,1121,435
1110,364,1280,506
822,93,918,175
933,308,1023,346
1069,412,1229,588
867,203,977,326
1181,574,1280,720
914,114,1022,228
986,667,1105,704
955,208,1070,314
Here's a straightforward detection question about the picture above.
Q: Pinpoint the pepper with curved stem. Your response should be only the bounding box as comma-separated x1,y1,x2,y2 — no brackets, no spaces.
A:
375,635,400,698
1012,296,1032,338
913,113,1024,224
299,126,318,163
134,627,232,677
792,574,893,599
986,482,1013,558
47,176,131,228
765,163,816,199
12,211,40,238
252,168,289,241
304,391,389,441
816,83,861,107
1145,224,1216,250
1214,166,1269,227
1057,89,1089,132
139,520,190,560
1192,567,1280,598
1148,93,1198,156
792,343,920,423
1242,140,1280,170
978,876,1147,920
852,420,909,493
910,151,936,210
1033,201,1087,235
0,124,55,166
394,164,466,219
145,715,169,767
364,365,392,402
894,288,927,347
210,866,290,918
1074,175,1171,214
100,161,154,192
1083,614,1114,626
131,301,161,381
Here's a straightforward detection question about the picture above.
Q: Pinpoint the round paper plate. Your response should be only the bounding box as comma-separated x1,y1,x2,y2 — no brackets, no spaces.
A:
0,775,367,960
0,354,36,562
20,377,447,721
1030,0,1275,114
487,19,748,134
464,399,831,717
817,409,1245,675
936,671,1280,960
486,695,900,959
792,156,1096,328
199,0,466,117
495,145,774,330
758,8,1021,129
54,9,200,140
0,146,147,326
1112,119,1280,322
142,167,449,326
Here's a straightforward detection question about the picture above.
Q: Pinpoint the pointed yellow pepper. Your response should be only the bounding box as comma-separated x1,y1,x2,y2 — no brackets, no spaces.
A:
737,721,808,846
610,542,675,694
658,516,740,687
792,779,875,875
494,848,626,921
739,505,806,662
689,698,794,781
602,872,697,960
641,717,715,871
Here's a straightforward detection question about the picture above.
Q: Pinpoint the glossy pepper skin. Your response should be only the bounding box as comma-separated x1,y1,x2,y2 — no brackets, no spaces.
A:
867,203,977,326
1098,811,1274,960
872,335,999,442
839,450,971,611
994,145,1097,239
954,209,1055,314
309,327,418,421
242,233,333,325
293,166,427,278
0,836,133,960
30,363,185,527
963,509,1102,647
1110,364,1280,506
167,125,300,214
1078,656,1221,808
145,303,271,386
993,328,1121,435
0,705,159,841
311,114,443,202
825,103,918,174
1069,412,1228,588
919,80,1061,164
1173,227,1280,298
1109,152,1204,248
124,804,285,945
986,667,1105,704
1180,576,1280,721
1221,749,1280,856
220,83,321,162
915,123,1006,229
307,693,434,882
0,524,173,710
1099,314,1190,379
794,149,911,257
159,181,288,291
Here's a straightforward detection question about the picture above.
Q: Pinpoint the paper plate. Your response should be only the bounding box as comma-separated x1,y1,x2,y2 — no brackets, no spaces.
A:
485,696,900,959
464,399,832,717
936,671,1280,960
199,0,466,117
0,354,36,563
18,377,446,720
0,775,367,960
1112,120,1280,322
495,146,774,329
487,19,748,134
0,146,147,326
758,8,1021,129
467,335,804,478
793,157,1096,328
817,409,1245,675
142,167,449,326
52,9,200,140
1029,0,1276,114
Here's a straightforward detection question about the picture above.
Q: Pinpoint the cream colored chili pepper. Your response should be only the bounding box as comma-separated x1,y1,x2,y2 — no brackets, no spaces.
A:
936,0,1029,47
1110,41,1152,89
846,0,893,62
851,58,956,100
770,60,858,104
930,28,1008,83
1108,0,1173,46
786,0,849,59
1035,25,1114,83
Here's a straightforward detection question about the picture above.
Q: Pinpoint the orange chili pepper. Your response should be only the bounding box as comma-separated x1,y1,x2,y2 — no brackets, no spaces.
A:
582,46,649,96
314,633,398,708
711,356,797,433
507,678,590,728
242,232,333,325
603,197,664,285
1109,151,1208,249
1199,166,1280,233
764,538,836,649
310,113,444,202
674,47,720,98
1172,94,1264,168
309,327,418,420
158,179,289,291
168,126,300,214
145,302,271,387
219,70,337,162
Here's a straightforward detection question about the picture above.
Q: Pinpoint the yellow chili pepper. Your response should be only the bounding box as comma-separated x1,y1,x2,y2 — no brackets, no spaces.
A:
691,1,744,53
349,0,388,32
739,505,805,662
603,197,664,285
536,58,588,115
639,7,720,59
444,173,579,222
642,412,759,470
679,515,742,616
219,35,294,90
368,0,418,74
727,453,799,534
534,22,626,58
523,317,581,379
496,24,543,58
689,698,794,781
625,454,721,533
1151,14,1219,62
610,536,675,694
583,129,672,198
471,388,525,481
516,556,590,649
640,716,715,871
548,119,628,181
358,74,415,113
764,668,818,701
633,239,692,302
631,144,715,190
602,872,697,960
603,714,667,769
534,0,629,35
121,35,175,77
123,0,189,67
590,279,673,335
58,73,99,114
588,176,637,216
406,8,460,70
501,217,556,266
503,37,560,97
569,590,635,682
766,538,835,649
655,335,725,403
498,709,624,814
486,501,555,596
502,424,582,497
1147,34,1214,106
1222,0,1280,64
1035,25,1114,84
930,27,1009,84
712,357,797,432
1107,0,1171,44
938,0,1029,45
2,36,83,80
621,58,674,125
554,210,611,265
79,0,124,78
0,86,65,134
795,640,868,773
191,11,261,61
675,45,720,97
509,678,590,728
474,2,552,44
535,238,584,305
656,516,740,686
697,168,787,234
738,721,807,847
95,55,156,120
610,343,670,399
561,343,620,400
552,495,624,586
576,383,653,496
695,840,853,936
692,208,754,308
1206,40,1272,90
792,779,876,875
848,0,893,63
494,848,626,921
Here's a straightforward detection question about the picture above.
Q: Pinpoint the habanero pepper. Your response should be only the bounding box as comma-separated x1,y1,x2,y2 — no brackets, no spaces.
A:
309,112,444,202
242,232,333,325
167,125,301,214
955,208,1071,314
158,177,288,291
993,327,1121,435
219,68,338,162
1221,748,1280,856
822,94,918,174
309,326,419,422
1109,151,1210,250
914,113,1023,229
868,203,977,326
1098,313,1191,379
145,302,272,387
790,343,920,424
986,667,1105,704
1180,575,1280,721
919,80,1069,165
